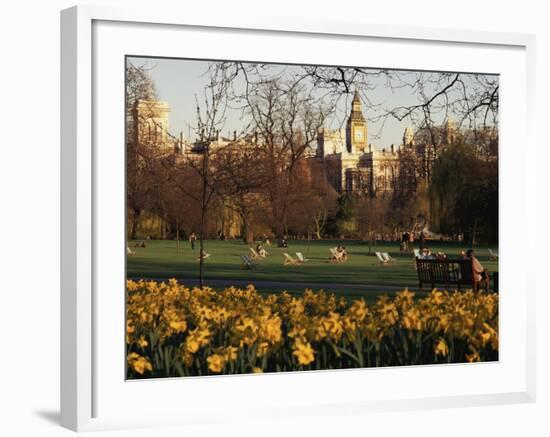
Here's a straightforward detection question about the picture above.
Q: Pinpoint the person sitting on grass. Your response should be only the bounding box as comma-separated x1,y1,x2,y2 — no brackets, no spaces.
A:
336,245,348,261
256,243,268,257
466,249,490,291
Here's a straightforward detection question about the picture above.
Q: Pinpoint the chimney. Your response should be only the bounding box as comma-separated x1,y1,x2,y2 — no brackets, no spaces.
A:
216,130,220,141
391,144,394,154
233,130,237,141
368,143,372,153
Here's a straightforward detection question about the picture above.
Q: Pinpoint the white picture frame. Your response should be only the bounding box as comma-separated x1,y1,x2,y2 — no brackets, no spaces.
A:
61,5,536,432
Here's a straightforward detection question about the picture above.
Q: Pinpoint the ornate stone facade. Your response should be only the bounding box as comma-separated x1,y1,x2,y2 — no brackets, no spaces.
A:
132,99,171,149
316,91,400,196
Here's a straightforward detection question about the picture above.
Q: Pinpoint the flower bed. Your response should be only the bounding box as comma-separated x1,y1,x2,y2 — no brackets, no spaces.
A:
126,279,498,378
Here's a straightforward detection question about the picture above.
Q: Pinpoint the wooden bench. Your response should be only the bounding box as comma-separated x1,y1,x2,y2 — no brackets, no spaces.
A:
415,258,488,291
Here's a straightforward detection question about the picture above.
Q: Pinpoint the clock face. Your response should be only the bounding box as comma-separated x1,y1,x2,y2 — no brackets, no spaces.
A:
354,128,364,142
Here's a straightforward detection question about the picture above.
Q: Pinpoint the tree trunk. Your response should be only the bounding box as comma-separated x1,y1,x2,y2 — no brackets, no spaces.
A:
241,215,254,245
130,208,141,240
176,219,180,253
199,216,205,288
472,217,478,248
198,151,209,289
368,226,373,254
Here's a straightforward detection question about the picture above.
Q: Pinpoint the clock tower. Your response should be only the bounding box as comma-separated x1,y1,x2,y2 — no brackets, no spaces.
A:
346,90,368,154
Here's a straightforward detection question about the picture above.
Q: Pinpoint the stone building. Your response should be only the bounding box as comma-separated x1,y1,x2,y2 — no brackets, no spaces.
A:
317,91,400,196
134,95,482,200
314,91,484,197
132,99,172,150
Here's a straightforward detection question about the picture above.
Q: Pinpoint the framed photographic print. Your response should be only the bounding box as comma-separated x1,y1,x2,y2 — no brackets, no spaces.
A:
61,5,536,432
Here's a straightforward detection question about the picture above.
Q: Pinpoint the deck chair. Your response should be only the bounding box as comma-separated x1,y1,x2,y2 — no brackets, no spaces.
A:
488,248,499,261
197,252,211,261
241,255,256,269
296,252,309,263
127,245,136,256
283,253,300,266
375,252,389,264
250,247,261,259
382,252,395,263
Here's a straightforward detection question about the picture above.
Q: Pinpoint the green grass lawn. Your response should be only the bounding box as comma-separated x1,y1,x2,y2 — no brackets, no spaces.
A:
127,239,498,302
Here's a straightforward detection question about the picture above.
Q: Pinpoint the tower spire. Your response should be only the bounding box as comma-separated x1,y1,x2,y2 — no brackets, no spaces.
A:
346,86,367,154
352,85,361,106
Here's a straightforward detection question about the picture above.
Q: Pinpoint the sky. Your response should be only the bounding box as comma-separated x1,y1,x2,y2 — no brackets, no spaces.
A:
127,56,498,150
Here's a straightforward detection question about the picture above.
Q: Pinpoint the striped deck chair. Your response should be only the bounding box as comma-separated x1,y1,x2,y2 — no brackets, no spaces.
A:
241,255,256,269
283,253,300,266
375,252,389,264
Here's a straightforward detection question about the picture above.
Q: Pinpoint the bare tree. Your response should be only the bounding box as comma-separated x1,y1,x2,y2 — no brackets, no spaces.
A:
209,139,271,243
126,61,161,240
241,79,331,236
151,69,231,286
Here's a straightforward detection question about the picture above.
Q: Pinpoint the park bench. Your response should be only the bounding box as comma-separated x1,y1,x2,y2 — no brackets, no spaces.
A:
415,258,489,292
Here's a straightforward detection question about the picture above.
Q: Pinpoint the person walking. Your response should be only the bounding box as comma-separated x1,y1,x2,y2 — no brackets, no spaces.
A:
189,232,197,250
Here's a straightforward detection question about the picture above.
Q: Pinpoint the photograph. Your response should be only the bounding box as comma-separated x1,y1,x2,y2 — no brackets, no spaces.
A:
125,56,499,379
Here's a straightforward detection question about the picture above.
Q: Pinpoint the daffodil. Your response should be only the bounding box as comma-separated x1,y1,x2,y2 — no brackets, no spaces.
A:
434,338,449,357
185,335,201,354
256,341,269,358
169,319,187,333
293,338,315,365
207,354,225,373
127,352,153,375
137,335,148,348
224,346,238,362
348,299,368,321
